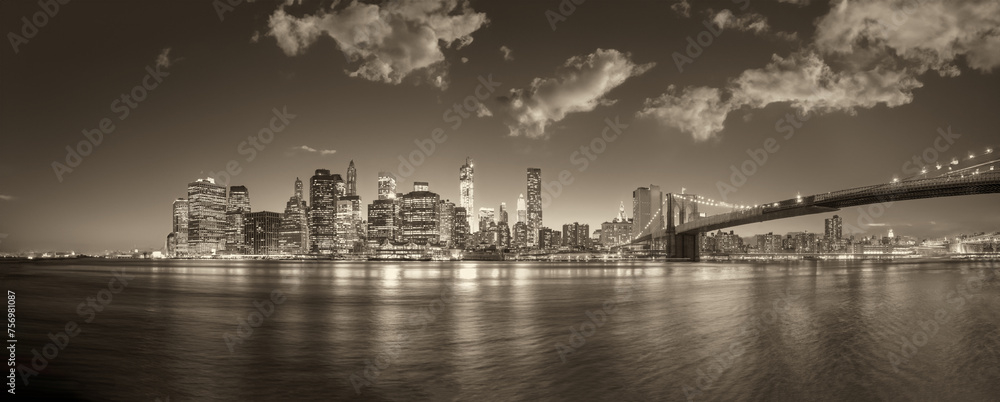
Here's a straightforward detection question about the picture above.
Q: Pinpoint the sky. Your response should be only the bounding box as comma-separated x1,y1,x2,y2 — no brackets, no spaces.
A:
1,0,998,253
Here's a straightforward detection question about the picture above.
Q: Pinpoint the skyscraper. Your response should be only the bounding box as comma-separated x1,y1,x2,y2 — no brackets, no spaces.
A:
516,193,526,223
187,178,227,256
499,202,508,223
401,183,440,245
279,177,309,254
346,160,357,196
459,157,475,232
438,200,456,247
825,215,843,240
632,185,664,240
526,168,542,247
453,207,470,249
170,198,189,257
367,199,397,244
244,211,281,255
309,169,337,254
225,185,251,254
478,207,495,231
333,174,346,197
377,171,396,200
336,195,363,253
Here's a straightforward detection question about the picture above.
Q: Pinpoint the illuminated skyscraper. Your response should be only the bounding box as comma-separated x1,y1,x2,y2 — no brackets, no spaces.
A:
401,183,440,245
453,207,470,249
280,177,309,254
632,185,663,240
346,160,357,196
526,168,542,247
170,198,189,257
309,169,337,254
244,211,281,255
516,194,526,223
187,177,227,256
377,171,396,200
438,200,456,247
367,199,397,244
824,215,842,240
414,181,430,192
478,207,495,231
459,157,475,232
225,185,251,254
336,195,362,253
499,202,508,223
333,174,346,197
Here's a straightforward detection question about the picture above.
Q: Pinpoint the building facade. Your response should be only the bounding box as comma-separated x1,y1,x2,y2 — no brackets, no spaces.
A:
187,178,227,256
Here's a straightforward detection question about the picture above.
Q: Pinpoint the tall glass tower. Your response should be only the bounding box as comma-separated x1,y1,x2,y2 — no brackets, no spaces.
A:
459,157,475,233
346,160,357,196
187,177,227,256
526,168,542,247
309,169,337,254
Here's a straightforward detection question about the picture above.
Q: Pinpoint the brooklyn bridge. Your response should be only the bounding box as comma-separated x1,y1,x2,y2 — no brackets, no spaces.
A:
630,156,1000,261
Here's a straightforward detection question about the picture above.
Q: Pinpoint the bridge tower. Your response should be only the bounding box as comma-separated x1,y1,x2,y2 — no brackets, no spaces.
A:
662,193,701,261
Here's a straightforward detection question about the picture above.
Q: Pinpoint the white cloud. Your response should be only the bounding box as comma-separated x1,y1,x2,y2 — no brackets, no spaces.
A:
637,86,733,142
0,195,14,201
266,0,488,89
639,52,922,141
501,48,654,138
500,45,513,61
814,0,1000,75
712,9,770,34
671,0,691,17
293,145,337,156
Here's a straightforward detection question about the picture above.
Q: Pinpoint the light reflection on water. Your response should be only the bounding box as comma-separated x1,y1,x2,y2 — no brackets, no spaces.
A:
3,259,999,401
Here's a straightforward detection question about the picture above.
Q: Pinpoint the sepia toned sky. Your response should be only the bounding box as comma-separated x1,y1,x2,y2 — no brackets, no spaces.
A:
1,0,998,252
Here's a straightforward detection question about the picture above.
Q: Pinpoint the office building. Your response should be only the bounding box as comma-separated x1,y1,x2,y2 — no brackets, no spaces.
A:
526,168,542,247
244,211,281,255
225,185,251,254
187,178,227,256
279,178,309,254
377,171,396,200
309,169,337,254
460,157,475,232
400,182,441,245
438,200,456,247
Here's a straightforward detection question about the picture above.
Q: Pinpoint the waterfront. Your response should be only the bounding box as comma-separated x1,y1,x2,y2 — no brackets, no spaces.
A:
5,259,1000,401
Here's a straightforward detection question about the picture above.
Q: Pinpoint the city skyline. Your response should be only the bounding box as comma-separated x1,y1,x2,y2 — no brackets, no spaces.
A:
2,0,999,252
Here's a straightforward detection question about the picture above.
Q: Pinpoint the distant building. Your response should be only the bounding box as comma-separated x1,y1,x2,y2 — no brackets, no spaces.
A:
601,201,632,248
825,215,843,240
499,202,508,223
438,200,456,247
225,185,251,254
460,157,475,232
632,185,664,240
336,195,363,253
513,221,528,249
538,227,560,250
367,199,398,244
478,207,495,232
346,160,357,196
516,193,527,224
377,171,396,200
526,168,542,247
244,211,281,255
279,177,309,254
400,183,440,245
187,178,227,256
309,169,337,254
754,232,783,254
497,221,511,249
170,198,189,257
562,222,590,250
454,207,471,249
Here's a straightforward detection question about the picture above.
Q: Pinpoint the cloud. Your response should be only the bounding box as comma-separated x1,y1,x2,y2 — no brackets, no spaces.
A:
499,48,654,138
156,48,174,69
265,0,488,89
712,9,770,34
639,52,922,140
814,0,1000,75
0,195,14,201
500,45,513,61
461,57,469,63
640,0,999,142
637,86,733,142
292,145,337,156
670,0,691,17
